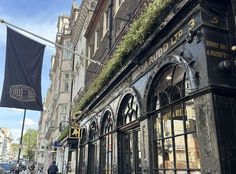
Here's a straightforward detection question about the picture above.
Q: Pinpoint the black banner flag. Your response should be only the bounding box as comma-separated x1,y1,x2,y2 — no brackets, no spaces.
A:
0,27,45,111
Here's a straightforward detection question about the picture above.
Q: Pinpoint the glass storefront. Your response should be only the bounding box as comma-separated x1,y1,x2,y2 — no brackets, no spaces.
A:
149,65,201,173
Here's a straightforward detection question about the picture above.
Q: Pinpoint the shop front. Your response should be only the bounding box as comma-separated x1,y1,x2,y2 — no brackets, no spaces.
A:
76,0,236,173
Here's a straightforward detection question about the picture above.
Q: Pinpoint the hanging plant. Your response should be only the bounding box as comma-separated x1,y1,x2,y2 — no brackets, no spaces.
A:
73,0,172,115
57,127,69,142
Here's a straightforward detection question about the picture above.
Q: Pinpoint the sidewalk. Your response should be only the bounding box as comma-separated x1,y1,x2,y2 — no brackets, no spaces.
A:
19,169,45,174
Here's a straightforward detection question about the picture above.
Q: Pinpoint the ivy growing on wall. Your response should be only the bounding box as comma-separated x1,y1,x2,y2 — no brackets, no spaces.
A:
57,127,69,142
73,0,172,115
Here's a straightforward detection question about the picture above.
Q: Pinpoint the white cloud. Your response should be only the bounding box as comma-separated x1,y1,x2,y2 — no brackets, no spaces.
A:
7,108,24,113
0,14,58,49
20,118,37,126
10,128,21,142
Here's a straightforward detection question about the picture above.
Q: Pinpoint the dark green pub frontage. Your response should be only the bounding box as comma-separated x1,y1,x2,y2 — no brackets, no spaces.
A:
72,0,236,173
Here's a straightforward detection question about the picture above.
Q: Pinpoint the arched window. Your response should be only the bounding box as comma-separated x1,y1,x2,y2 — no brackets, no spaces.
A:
79,128,87,174
100,111,113,174
118,94,139,126
88,121,98,174
117,93,142,174
148,64,201,173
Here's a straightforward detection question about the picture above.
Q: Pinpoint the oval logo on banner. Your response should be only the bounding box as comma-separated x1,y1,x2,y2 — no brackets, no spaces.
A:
9,85,36,102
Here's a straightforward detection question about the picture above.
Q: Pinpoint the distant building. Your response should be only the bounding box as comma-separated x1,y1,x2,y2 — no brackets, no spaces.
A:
0,128,13,162
36,2,80,173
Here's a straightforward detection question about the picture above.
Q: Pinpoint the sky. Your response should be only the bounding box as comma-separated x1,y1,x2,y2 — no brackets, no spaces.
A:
0,0,79,141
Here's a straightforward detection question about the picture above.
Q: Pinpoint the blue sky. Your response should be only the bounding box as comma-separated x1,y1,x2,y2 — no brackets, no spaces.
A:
0,0,79,141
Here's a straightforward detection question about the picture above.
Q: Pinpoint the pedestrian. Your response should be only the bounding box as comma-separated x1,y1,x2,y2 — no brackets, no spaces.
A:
47,161,58,174
29,163,36,174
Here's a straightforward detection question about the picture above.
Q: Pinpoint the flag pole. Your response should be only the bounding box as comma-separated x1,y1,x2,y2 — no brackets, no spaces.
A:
0,19,102,66
15,109,27,174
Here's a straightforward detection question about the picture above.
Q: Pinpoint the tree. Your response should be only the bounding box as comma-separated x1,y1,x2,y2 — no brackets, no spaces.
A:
10,143,20,159
22,129,38,161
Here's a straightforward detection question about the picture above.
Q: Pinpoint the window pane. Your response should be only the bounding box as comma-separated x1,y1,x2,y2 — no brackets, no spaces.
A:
64,82,69,91
190,171,201,174
173,104,184,135
157,141,164,169
154,115,162,140
187,134,201,169
137,131,142,173
165,170,175,174
171,86,181,101
63,42,73,60
185,100,196,132
164,138,174,169
175,136,187,169
173,65,184,84
64,73,69,80
160,92,169,107
162,109,172,138
176,171,187,174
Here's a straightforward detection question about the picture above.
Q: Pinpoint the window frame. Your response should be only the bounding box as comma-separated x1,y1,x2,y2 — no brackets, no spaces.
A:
63,42,73,60
148,64,201,173
100,111,113,174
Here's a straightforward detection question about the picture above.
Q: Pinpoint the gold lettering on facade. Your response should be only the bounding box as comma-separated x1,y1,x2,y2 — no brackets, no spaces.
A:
206,40,219,48
132,18,197,80
210,16,219,24
220,44,228,50
206,40,228,50
207,49,229,58
163,43,169,52
188,19,195,31
162,109,189,121
206,40,229,59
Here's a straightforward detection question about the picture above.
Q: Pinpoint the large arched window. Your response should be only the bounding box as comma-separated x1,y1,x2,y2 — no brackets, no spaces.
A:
118,93,142,174
88,121,99,174
118,94,139,126
79,128,87,174
100,111,113,174
148,64,201,173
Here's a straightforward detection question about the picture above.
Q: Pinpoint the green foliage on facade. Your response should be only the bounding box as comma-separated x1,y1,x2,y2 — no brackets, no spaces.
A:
73,0,172,114
57,127,69,142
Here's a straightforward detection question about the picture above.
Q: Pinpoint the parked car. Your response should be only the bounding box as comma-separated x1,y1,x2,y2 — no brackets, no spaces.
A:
0,163,11,173
0,167,4,174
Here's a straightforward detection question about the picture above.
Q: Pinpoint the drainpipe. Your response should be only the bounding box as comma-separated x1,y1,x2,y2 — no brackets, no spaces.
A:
108,0,114,49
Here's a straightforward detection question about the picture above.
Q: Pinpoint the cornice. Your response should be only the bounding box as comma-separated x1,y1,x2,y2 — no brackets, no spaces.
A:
71,0,88,45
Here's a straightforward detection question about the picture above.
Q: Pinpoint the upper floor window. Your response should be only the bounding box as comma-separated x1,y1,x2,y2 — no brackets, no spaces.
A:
60,105,68,114
64,73,70,80
64,82,69,92
62,72,70,92
94,31,98,51
63,42,73,60
103,10,109,36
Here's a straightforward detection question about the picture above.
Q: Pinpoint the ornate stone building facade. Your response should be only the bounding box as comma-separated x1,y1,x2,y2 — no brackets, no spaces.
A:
38,0,236,173
36,4,78,173
72,0,236,173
